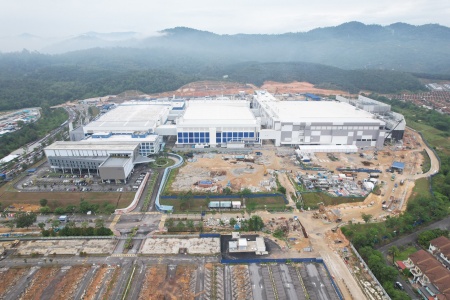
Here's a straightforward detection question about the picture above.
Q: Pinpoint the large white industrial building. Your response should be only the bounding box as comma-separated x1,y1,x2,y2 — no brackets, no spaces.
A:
176,100,260,148
252,91,387,148
45,92,404,180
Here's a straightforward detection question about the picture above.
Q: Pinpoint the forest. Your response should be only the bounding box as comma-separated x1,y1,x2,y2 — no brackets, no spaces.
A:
0,49,426,111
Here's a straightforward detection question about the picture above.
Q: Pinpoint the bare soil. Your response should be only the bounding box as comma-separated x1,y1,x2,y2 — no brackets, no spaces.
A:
0,267,28,297
20,267,59,300
139,265,167,300
83,265,108,300
102,266,121,300
261,81,349,95
50,266,89,300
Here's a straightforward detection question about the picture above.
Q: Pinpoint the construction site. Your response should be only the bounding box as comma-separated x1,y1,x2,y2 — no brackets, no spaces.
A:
0,260,340,300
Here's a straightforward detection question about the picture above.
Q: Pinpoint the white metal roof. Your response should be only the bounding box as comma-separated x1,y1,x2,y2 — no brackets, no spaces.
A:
274,101,384,124
298,145,358,153
85,134,159,143
179,101,257,126
45,141,139,151
84,104,170,132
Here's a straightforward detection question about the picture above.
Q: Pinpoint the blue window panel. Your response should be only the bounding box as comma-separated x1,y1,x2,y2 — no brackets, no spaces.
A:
228,132,232,137
194,132,200,137
189,132,193,137
178,138,183,143
183,132,188,138
178,133,182,138
205,137,210,143
194,138,199,143
249,132,255,137
199,138,204,143
200,132,204,138
216,138,221,143
188,138,194,143
244,132,249,137
238,132,243,137
206,132,210,137
232,132,237,138
216,132,221,137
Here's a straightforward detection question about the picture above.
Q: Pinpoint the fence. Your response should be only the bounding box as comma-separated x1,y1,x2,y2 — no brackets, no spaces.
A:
221,257,343,300
349,242,391,300
160,193,288,204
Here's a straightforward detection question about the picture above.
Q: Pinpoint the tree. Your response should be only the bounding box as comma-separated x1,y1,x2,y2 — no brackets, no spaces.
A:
51,219,61,229
247,215,264,231
176,221,185,231
38,222,46,230
81,221,89,229
39,206,51,214
277,186,286,195
388,246,400,265
229,218,237,226
223,187,232,195
15,212,37,229
95,218,105,229
186,220,195,231
6,220,15,232
54,207,66,215
361,213,373,223
240,188,252,197
39,198,48,207
165,218,174,229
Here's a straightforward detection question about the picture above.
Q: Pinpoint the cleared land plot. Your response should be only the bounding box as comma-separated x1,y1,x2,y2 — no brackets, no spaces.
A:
0,267,28,297
49,266,89,300
139,265,167,299
140,238,220,255
16,239,116,256
83,265,109,300
20,267,59,300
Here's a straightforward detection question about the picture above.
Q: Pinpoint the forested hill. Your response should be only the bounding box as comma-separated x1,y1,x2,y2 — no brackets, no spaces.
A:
0,49,426,110
31,22,450,75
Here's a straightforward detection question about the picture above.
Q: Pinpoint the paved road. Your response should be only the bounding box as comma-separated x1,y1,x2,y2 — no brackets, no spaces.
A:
377,215,450,300
74,265,99,300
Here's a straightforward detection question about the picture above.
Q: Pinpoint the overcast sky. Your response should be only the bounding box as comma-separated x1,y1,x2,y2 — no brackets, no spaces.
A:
1,0,450,37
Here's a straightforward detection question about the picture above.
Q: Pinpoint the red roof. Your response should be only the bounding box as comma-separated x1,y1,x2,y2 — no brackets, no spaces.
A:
396,261,406,270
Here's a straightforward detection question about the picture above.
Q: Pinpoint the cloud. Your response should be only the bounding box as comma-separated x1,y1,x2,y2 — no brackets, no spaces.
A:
0,0,449,37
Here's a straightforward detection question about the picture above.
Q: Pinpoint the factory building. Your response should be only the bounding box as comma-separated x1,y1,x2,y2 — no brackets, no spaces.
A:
175,100,261,148
253,91,387,148
44,141,152,181
336,95,406,142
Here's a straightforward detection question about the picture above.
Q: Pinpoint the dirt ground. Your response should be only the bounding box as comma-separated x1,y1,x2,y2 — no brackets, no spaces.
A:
150,80,256,98
261,81,350,95
139,265,167,300
50,266,89,300
0,267,28,297
102,266,121,300
20,267,59,300
165,265,196,300
171,149,294,193
83,265,108,300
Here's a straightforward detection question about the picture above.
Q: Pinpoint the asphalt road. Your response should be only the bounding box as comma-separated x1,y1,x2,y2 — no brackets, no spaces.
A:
377,215,450,300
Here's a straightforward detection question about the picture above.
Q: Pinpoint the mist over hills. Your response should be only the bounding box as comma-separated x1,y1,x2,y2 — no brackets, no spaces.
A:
2,21,450,75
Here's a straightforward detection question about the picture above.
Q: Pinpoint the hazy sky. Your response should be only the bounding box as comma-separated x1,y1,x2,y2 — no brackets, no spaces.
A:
1,0,450,37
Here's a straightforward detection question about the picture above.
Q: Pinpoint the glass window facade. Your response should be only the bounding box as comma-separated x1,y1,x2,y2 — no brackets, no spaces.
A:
177,132,210,144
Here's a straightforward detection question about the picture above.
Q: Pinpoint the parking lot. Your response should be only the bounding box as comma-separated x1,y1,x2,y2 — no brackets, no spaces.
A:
15,162,152,193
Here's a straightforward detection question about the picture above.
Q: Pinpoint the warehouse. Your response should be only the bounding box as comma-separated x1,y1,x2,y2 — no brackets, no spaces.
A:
176,100,261,148
253,91,387,148
44,141,152,181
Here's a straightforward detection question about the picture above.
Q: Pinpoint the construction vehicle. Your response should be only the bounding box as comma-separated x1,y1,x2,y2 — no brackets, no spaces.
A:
263,165,267,176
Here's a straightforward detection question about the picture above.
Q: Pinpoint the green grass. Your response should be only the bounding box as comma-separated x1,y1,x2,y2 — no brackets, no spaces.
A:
301,192,364,209
409,177,431,202
395,246,419,261
160,195,286,213
421,150,431,173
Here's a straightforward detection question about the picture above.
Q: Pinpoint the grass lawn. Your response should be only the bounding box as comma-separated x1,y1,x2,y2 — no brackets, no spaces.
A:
421,150,431,173
409,177,431,202
396,246,419,261
160,195,286,213
0,191,134,210
301,192,364,209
